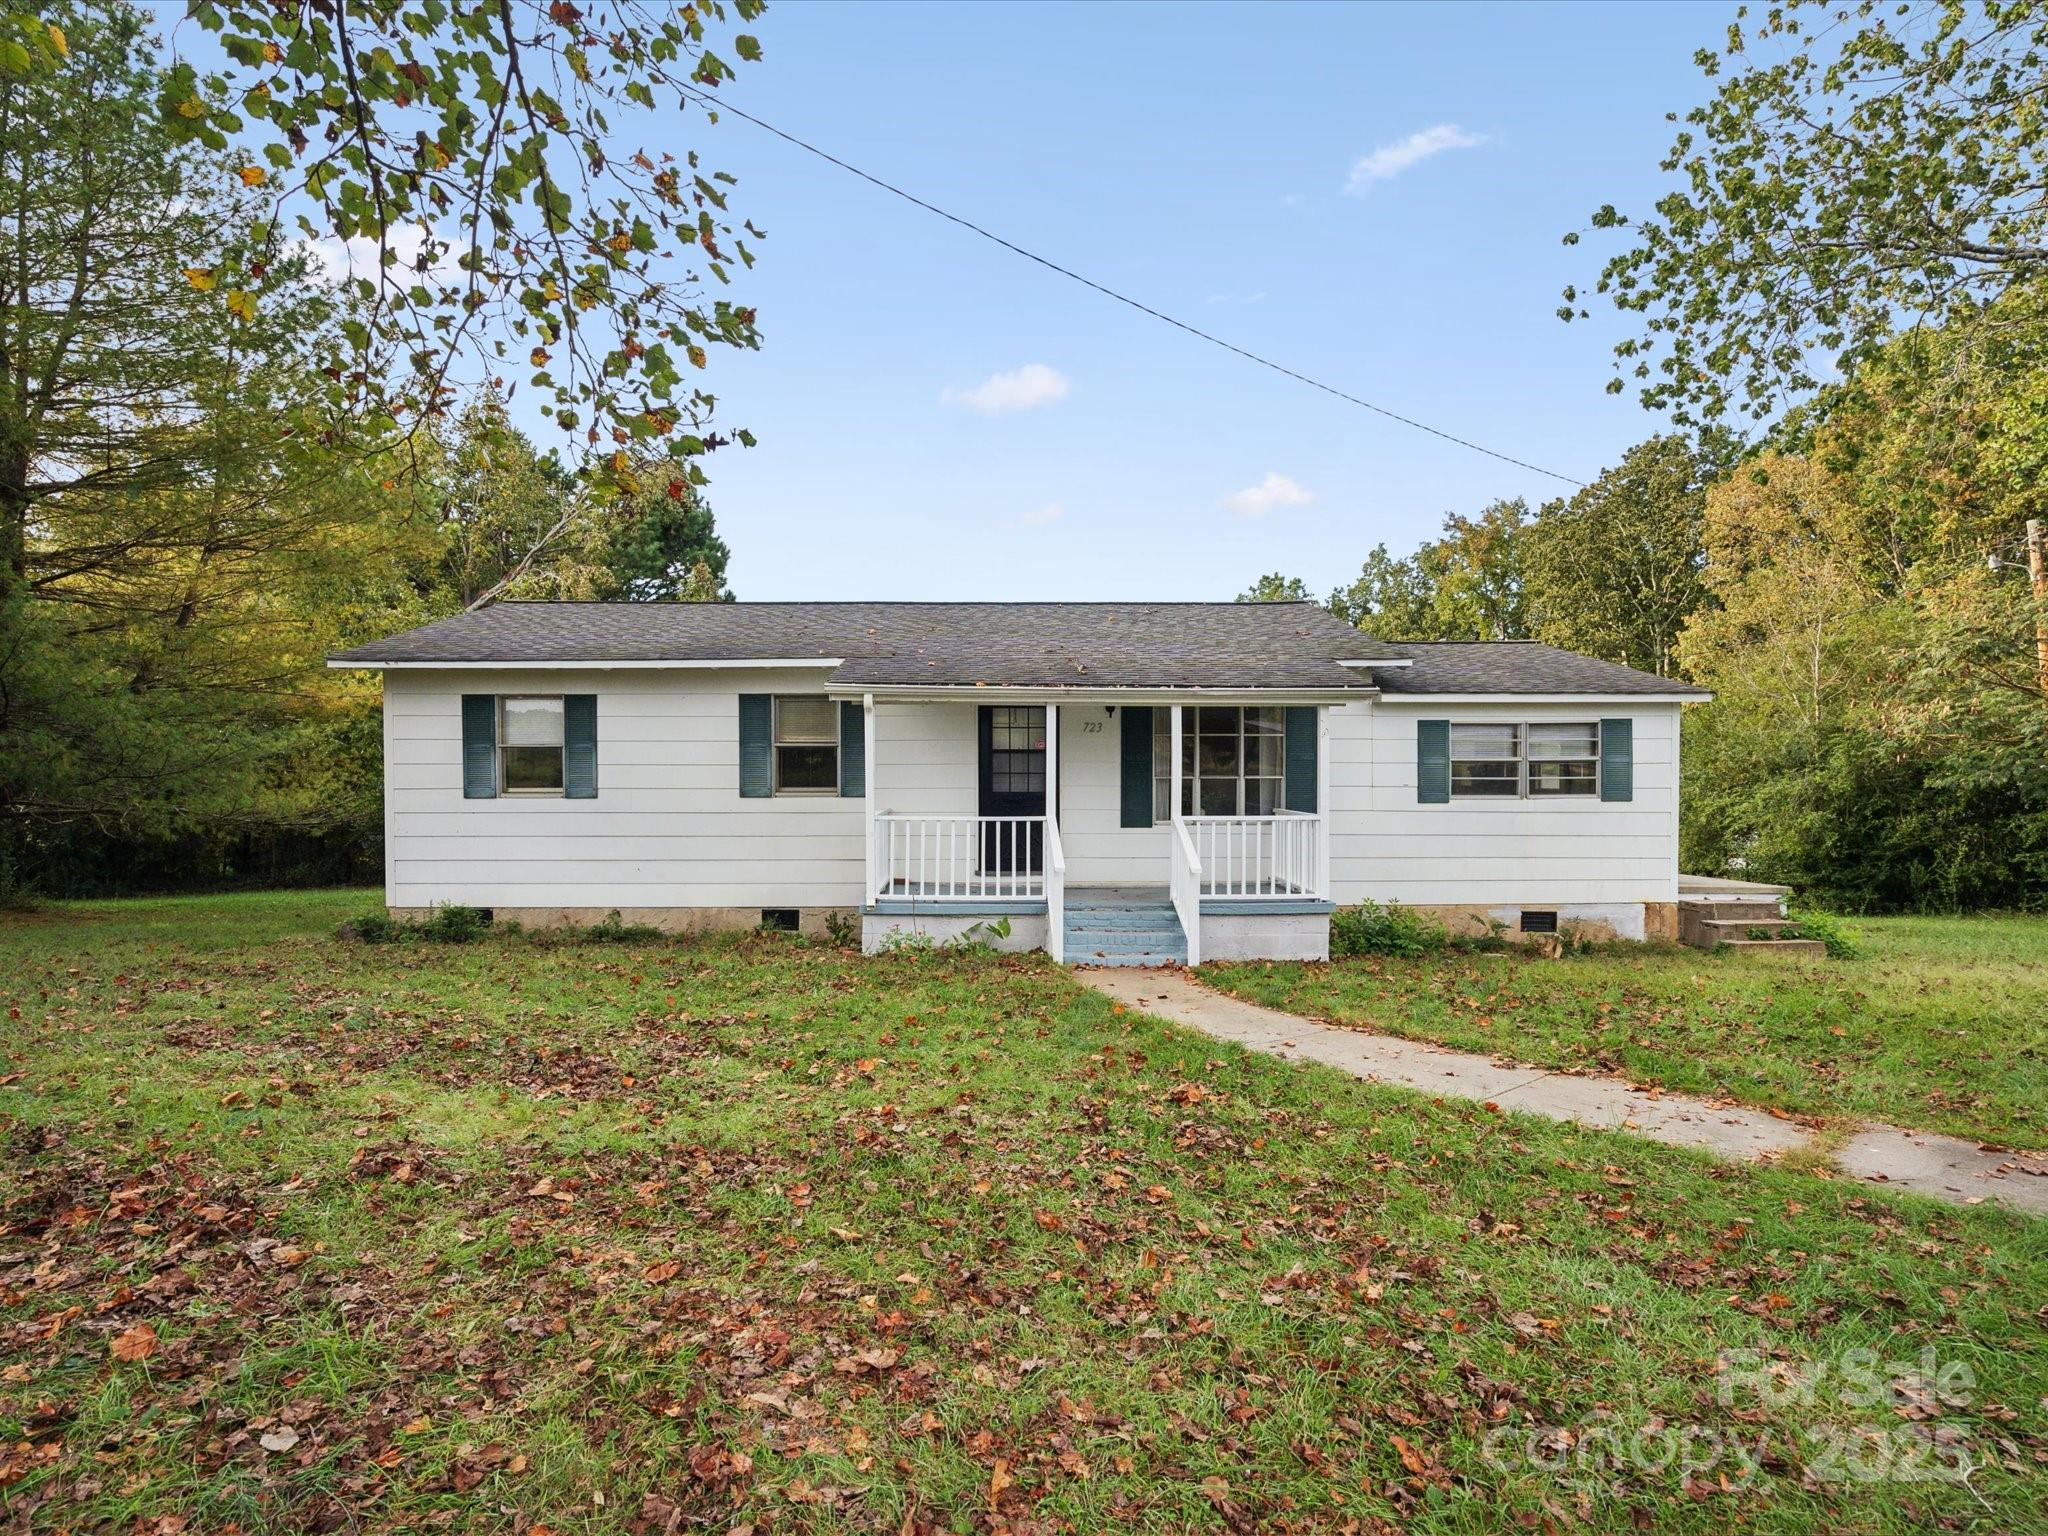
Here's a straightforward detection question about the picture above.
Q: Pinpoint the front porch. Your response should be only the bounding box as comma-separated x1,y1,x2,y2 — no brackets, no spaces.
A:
852,695,1336,964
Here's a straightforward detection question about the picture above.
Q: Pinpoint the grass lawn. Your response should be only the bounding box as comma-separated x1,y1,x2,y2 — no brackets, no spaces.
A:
1,891,2044,1533
1202,915,2048,1152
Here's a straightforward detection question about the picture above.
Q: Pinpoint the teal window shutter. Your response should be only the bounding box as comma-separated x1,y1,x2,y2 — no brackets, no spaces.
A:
1120,706,1153,827
1600,718,1634,802
1416,719,1450,804
1284,706,1317,812
738,694,772,797
838,700,865,797
563,694,597,799
461,695,497,799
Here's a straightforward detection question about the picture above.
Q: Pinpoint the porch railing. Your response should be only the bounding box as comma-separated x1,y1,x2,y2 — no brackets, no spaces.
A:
873,814,1046,901
1186,811,1323,899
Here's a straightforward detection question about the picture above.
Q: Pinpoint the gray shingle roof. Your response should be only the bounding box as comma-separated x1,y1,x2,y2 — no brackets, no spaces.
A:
1373,641,1709,696
330,603,1703,696
330,601,1401,690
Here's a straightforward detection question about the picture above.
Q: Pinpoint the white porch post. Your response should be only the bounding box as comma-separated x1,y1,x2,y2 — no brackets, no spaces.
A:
1169,703,1184,822
1044,701,1058,823
1316,704,1332,899
862,693,877,902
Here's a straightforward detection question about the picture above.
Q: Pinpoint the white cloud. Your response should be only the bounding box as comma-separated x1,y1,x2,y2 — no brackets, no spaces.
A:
300,222,468,285
1223,472,1313,518
1344,124,1486,192
945,362,1071,415
1020,502,1063,525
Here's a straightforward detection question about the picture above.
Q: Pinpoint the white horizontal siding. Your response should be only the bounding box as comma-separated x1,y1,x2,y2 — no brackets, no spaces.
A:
384,668,869,910
381,672,1686,916
1057,705,1168,885
1330,698,1682,907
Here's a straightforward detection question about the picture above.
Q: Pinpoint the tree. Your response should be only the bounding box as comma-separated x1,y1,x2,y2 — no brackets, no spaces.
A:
0,3,405,834
1524,436,1716,677
1235,573,1311,603
1324,501,1532,641
1566,0,2048,425
600,479,732,600
167,0,769,485
430,391,595,607
1326,546,1439,638
1420,499,1531,641
0,2,318,595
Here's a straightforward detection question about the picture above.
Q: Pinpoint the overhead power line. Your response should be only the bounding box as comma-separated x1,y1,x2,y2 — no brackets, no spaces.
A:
682,86,1589,488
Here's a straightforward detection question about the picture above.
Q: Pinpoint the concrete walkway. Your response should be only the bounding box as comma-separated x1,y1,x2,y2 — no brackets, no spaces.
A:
1081,968,2048,1218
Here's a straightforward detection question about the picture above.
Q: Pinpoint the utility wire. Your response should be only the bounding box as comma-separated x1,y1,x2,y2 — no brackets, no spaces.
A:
682,85,1589,488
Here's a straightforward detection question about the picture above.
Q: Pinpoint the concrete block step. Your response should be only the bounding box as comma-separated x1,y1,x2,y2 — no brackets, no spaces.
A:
1690,916,1795,934
1063,908,1183,930
1065,929,1187,952
1074,949,1187,967
1681,900,1789,922
1715,938,1827,956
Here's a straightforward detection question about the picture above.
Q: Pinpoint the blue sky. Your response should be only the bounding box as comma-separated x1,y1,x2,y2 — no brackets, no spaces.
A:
689,1,1732,601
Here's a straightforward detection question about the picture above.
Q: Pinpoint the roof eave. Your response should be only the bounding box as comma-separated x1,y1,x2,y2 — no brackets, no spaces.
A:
834,682,1378,704
1373,690,1711,704
325,656,846,671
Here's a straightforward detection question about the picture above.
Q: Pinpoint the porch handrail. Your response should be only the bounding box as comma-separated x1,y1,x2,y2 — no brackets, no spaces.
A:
1044,812,1066,964
1185,813,1324,900
1169,814,1203,967
872,813,1046,902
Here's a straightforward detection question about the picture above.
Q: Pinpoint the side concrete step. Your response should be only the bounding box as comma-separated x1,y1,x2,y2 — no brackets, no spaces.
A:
1715,938,1827,956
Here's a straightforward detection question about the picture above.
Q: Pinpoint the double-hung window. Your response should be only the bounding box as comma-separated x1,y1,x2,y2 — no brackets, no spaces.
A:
1450,722,1599,798
500,696,566,793
1152,706,1285,820
773,696,839,793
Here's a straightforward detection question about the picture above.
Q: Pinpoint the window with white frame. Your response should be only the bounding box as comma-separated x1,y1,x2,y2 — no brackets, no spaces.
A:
1153,706,1285,820
1450,721,1599,798
773,695,839,793
500,696,565,793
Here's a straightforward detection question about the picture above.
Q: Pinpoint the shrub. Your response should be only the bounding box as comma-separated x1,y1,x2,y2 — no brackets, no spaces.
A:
822,910,860,949
1329,900,1447,958
341,909,398,943
584,909,661,943
1782,908,1858,958
421,903,489,943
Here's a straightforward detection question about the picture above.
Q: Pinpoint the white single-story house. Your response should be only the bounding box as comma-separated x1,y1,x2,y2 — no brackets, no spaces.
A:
328,601,1710,963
